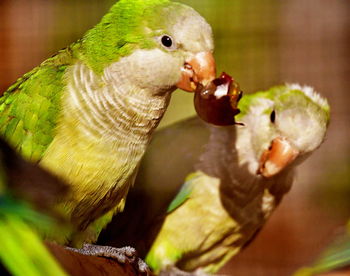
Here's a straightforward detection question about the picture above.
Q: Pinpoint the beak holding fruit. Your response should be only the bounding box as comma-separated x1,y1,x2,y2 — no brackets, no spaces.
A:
258,137,299,178
176,51,216,92
179,53,242,126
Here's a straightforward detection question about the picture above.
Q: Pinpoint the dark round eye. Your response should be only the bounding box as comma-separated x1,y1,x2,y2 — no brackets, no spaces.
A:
270,110,276,123
161,35,173,48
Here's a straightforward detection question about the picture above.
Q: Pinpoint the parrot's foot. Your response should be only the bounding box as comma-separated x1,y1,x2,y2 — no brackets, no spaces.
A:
67,243,150,275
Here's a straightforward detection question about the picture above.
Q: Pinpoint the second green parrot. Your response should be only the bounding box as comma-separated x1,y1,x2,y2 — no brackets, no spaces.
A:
100,84,330,274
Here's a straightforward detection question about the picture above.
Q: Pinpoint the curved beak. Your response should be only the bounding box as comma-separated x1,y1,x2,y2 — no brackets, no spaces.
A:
176,51,216,92
258,137,299,178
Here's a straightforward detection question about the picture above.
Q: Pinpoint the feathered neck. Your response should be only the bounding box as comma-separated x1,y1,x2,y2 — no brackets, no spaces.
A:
62,62,172,144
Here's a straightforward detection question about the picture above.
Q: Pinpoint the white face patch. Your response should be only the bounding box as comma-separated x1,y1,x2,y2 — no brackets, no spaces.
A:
171,7,214,53
277,109,326,153
236,84,329,178
261,189,275,219
107,48,183,93
236,98,275,175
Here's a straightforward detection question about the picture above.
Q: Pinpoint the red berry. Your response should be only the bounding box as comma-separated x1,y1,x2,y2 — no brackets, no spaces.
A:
194,72,242,126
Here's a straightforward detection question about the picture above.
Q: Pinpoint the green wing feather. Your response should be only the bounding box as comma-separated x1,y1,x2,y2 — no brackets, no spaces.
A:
0,46,76,162
166,173,196,213
146,173,198,271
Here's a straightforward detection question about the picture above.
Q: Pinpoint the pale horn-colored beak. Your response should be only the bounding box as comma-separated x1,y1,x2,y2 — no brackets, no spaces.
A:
258,137,299,178
176,51,216,92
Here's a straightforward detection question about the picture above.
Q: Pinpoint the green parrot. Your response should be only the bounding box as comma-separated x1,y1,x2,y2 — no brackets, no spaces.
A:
0,138,69,276
100,84,330,275
0,0,216,254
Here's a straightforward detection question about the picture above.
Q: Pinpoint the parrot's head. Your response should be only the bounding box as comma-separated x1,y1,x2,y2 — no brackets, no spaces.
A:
81,0,215,94
236,84,330,178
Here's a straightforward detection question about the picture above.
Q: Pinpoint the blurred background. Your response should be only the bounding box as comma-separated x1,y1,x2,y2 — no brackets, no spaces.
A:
0,0,349,275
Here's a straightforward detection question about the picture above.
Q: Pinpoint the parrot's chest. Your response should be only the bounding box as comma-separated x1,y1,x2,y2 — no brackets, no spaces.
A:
39,128,148,236
152,171,275,272
41,62,170,199
39,62,171,233
40,127,146,199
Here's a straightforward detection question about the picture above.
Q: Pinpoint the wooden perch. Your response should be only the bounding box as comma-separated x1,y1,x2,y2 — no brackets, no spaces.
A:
46,242,145,276
319,268,350,276
45,241,350,276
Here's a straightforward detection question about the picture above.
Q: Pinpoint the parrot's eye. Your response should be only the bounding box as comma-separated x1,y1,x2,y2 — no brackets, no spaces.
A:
270,110,276,123
160,35,174,49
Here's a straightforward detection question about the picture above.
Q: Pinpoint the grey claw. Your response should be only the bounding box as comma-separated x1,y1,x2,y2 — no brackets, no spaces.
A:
138,258,150,274
123,246,137,258
66,244,150,274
